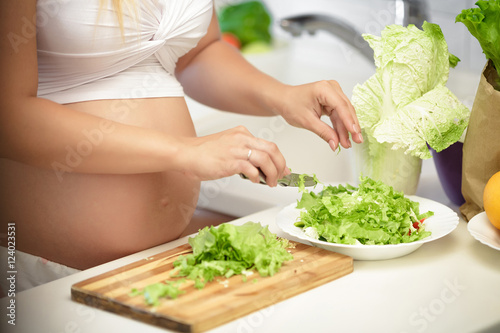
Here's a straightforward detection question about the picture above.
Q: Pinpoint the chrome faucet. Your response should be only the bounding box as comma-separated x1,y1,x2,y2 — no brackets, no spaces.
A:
394,0,429,28
279,0,429,63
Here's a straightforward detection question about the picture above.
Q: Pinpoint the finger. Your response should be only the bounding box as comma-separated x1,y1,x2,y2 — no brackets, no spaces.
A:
237,147,259,183
329,110,351,149
331,104,363,145
320,81,362,142
301,115,340,151
251,138,288,180
352,124,364,144
248,149,279,187
239,161,261,184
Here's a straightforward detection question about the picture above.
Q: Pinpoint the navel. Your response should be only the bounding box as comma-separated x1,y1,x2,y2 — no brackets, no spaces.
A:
159,196,170,208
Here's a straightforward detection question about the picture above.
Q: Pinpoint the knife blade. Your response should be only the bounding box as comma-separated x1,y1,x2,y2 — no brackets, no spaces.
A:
240,169,317,187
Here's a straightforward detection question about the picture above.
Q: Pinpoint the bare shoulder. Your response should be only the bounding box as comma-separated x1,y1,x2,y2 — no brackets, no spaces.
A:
175,9,221,75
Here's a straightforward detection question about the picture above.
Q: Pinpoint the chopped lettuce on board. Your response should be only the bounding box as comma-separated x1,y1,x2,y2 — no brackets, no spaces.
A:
131,222,293,305
129,280,186,307
173,222,293,289
294,176,434,245
352,22,470,159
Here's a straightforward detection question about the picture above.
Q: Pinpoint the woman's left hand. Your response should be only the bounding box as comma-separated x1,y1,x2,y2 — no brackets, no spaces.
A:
274,80,364,151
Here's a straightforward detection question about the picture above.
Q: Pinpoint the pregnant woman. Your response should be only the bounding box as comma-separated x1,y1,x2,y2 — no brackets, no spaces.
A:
0,0,363,293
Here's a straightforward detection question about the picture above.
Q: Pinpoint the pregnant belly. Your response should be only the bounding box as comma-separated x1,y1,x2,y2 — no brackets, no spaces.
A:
0,97,200,269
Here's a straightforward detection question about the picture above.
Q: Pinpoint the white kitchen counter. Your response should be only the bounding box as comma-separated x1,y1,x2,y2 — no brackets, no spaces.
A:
1,159,499,333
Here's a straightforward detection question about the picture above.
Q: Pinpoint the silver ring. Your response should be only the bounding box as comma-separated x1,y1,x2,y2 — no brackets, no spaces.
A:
247,149,252,161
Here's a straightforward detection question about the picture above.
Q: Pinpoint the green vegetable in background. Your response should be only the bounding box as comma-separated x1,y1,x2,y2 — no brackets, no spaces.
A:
352,22,469,160
218,1,272,48
456,0,500,81
294,176,433,245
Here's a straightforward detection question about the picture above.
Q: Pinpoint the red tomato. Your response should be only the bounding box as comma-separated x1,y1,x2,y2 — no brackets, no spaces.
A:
221,32,241,49
412,218,426,230
409,218,426,235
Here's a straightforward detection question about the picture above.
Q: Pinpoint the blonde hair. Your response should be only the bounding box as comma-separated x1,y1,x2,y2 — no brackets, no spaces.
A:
99,0,137,37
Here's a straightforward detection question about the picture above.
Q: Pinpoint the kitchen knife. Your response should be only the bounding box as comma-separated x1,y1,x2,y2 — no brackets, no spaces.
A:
240,169,317,187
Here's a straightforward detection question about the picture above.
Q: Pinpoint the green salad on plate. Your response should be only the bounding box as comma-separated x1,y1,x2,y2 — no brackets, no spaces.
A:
294,176,434,245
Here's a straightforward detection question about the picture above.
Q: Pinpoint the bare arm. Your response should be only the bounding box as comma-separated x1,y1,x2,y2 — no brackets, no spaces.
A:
176,10,363,151
175,11,282,117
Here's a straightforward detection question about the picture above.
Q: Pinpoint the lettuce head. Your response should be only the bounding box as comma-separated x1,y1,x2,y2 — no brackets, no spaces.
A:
352,22,469,159
456,0,500,79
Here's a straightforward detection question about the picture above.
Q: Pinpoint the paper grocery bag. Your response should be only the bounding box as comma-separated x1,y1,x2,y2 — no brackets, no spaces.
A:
460,60,500,221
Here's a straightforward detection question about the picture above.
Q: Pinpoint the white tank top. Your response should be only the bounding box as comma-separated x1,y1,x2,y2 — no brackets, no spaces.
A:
36,0,213,104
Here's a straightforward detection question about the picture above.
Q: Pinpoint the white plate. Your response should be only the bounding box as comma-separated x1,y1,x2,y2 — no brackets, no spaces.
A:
467,212,500,251
276,196,459,260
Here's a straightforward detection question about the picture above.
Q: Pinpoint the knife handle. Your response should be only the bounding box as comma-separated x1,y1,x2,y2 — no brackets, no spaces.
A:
239,168,268,185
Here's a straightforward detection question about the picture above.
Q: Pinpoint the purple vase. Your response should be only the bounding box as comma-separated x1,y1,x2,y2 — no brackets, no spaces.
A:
430,142,465,206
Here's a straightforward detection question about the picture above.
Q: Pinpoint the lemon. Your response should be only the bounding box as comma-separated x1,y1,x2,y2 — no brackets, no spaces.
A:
483,171,500,230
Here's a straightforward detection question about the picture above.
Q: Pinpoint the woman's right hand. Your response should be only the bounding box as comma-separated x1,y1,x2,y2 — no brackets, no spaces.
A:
179,126,290,187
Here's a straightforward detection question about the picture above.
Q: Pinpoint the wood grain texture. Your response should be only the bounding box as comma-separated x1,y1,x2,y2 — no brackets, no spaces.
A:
71,242,353,333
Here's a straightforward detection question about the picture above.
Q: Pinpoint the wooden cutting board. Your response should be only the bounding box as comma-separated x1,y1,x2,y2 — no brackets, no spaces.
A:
71,241,353,333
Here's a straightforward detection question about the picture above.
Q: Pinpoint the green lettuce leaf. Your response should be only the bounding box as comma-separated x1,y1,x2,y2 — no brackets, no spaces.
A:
352,22,469,160
130,280,186,307
362,23,452,108
372,85,470,158
456,0,500,77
